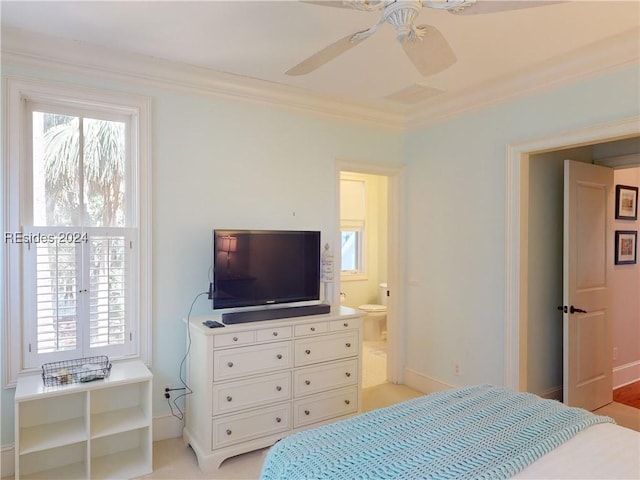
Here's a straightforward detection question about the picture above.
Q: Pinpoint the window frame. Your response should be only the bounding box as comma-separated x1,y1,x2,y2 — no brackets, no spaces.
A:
3,76,152,386
340,173,369,282
340,220,367,280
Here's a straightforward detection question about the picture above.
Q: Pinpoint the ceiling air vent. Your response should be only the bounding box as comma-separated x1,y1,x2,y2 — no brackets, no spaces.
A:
384,84,444,105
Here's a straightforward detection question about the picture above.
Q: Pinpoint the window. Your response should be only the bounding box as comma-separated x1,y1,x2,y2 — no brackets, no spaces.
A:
340,222,364,274
340,174,367,279
4,78,151,382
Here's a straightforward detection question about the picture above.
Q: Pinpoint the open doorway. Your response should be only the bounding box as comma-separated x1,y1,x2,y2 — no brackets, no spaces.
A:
505,120,639,405
336,161,405,389
339,171,389,387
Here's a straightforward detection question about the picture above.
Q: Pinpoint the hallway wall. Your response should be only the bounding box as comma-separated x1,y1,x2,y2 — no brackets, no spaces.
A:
611,166,640,386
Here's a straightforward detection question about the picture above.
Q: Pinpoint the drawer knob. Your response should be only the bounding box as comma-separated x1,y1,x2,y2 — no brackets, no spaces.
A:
305,349,311,355
345,343,351,348
276,417,282,423
227,362,234,368
273,331,278,336
304,410,310,416
343,322,349,327
305,380,311,385
276,385,282,391
345,372,351,377
226,396,232,402
233,336,238,342
276,354,283,360
345,399,351,405
310,327,316,332
226,429,232,436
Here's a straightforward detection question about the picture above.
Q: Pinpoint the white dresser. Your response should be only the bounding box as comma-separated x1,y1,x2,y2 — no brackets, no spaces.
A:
182,305,364,471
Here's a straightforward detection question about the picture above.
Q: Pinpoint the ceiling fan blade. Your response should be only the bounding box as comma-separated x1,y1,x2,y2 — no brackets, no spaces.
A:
449,1,563,15
401,25,457,76
286,32,369,76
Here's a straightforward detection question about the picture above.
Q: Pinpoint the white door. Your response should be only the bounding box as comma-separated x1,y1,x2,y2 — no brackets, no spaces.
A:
563,160,613,410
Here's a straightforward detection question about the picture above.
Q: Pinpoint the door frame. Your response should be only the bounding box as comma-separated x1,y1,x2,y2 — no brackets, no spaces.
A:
335,159,406,384
504,116,640,391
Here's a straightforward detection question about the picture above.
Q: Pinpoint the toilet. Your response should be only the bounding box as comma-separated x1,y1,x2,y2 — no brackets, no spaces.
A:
358,283,388,342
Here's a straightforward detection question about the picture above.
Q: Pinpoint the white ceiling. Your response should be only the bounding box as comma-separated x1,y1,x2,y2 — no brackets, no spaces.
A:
1,1,639,124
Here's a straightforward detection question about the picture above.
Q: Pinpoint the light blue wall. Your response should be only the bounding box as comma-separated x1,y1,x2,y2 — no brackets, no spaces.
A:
2,59,638,449
0,64,404,446
403,65,640,388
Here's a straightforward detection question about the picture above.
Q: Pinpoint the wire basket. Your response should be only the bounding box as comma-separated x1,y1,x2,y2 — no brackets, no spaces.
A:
42,356,111,386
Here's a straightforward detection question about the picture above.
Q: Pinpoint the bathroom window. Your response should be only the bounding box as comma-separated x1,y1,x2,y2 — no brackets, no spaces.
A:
340,173,367,280
341,221,365,275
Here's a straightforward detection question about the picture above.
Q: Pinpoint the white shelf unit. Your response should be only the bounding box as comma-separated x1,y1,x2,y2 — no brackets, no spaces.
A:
183,305,364,472
14,360,153,480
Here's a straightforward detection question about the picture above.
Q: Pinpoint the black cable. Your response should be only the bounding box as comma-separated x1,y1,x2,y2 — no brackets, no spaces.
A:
167,290,208,421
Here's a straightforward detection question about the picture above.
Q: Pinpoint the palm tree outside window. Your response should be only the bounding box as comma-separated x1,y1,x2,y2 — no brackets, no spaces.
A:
24,106,134,365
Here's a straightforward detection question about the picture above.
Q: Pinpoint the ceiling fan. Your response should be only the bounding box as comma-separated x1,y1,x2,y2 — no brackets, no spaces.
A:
286,0,557,76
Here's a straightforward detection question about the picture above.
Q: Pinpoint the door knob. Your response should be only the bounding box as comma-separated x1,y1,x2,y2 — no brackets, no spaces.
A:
558,305,587,314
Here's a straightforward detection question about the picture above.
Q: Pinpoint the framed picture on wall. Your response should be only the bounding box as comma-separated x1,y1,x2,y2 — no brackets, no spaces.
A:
614,230,637,265
615,184,638,220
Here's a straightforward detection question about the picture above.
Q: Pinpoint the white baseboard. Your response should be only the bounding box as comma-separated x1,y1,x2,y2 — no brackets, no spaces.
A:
1,444,14,478
536,386,563,401
153,413,184,442
613,360,640,389
403,368,457,394
521,363,640,403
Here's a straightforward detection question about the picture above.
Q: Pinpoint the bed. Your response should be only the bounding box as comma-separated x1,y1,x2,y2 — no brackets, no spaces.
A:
260,385,639,479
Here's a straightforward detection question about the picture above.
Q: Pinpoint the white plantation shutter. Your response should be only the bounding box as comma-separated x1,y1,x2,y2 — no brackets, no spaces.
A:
89,234,128,349
34,237,79,354
23,227,133,367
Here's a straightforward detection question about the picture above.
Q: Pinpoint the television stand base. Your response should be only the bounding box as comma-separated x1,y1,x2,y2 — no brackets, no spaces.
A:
222,304,330,324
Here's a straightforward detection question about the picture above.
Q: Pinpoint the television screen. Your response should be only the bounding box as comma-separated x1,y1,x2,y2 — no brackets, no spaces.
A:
213,229,321,310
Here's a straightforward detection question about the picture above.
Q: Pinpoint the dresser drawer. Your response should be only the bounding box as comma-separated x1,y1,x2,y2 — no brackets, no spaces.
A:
214,330,255,348
213,342,292,381
256,325,292,342
293,387,358,428
212,403,291,449
294,359,357,397
294,331,359,367
329,318,359,332
294,322,328,336
213,372,291,415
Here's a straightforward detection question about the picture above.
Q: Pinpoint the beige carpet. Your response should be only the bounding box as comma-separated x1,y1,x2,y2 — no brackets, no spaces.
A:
139,383,420,479
362,340,388,388
137,384,640,480
594,400,640,431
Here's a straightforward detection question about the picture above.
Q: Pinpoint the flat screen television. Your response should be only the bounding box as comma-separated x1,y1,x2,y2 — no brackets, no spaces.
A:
212,229,321,310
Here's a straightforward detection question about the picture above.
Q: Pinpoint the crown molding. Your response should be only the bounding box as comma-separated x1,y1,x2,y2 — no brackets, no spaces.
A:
0,27,406,131
2,26,638,132
406,27,640,129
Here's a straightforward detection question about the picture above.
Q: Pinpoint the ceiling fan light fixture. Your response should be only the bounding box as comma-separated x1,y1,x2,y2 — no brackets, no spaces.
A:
383,0,423,42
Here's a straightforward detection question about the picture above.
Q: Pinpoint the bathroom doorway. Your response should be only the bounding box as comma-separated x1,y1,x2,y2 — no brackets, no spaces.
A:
336,162,404,388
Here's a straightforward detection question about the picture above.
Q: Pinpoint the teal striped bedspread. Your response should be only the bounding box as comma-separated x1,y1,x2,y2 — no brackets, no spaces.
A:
260,385,614,479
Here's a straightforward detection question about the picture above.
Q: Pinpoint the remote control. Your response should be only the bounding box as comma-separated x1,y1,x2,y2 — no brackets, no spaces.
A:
202,320,225,328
